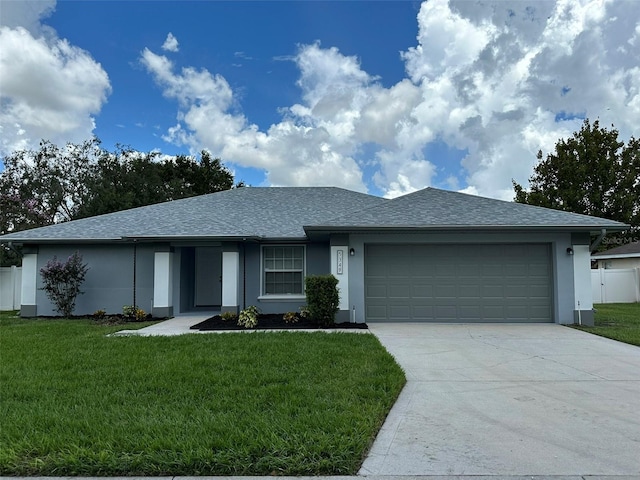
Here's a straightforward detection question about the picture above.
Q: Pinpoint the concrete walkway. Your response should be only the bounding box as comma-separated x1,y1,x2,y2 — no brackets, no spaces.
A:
361,323,640,477
112,312,216,336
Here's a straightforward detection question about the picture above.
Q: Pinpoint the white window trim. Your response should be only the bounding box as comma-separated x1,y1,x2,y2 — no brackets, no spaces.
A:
260,244,306,296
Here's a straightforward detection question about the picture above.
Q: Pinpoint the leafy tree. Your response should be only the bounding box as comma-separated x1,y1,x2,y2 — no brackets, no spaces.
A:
75,148,235,218
513,119,639,246
1,139,237,265
0,138,101,234
40,252,89,317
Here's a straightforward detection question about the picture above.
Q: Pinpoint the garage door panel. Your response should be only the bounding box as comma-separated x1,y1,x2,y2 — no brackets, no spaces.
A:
459,285,481,298
482,285,504,297
412,305,435,318
434,305,457,320
412,284,434,298
365,244,552,323
435,285,457,298
388,284,411,298
388,305,411,319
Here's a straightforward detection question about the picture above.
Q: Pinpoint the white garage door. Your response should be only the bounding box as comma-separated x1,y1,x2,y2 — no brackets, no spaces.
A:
365,244,552,322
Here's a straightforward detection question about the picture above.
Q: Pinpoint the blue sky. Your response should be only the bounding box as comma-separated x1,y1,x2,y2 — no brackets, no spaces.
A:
1,0,639,199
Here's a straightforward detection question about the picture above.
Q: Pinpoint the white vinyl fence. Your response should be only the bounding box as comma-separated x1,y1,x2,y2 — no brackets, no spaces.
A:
0,266,22,311
592,268,640,303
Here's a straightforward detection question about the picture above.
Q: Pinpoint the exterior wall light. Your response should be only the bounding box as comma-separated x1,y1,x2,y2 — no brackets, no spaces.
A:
566,247,574,255
349,248,355,256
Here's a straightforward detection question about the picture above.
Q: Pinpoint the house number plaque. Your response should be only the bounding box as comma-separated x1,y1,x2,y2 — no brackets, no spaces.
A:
337,249,343,275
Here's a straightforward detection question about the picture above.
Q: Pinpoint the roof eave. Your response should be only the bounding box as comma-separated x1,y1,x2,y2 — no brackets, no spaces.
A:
592,253,640,260
304,224,630,234
0,234,313,245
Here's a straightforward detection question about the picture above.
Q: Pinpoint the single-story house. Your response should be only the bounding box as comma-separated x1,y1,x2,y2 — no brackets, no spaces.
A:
0,187,628,326
592,241,640,269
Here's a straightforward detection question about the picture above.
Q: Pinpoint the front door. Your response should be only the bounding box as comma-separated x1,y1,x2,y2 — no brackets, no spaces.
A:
194,247,222,306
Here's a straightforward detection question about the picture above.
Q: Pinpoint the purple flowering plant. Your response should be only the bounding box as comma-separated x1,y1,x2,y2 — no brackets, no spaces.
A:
39,252,89,317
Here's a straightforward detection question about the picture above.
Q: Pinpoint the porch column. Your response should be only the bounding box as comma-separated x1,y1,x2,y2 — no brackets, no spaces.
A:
331,246,350,322
572,244,594,326
20,248,38,317
152,250,173,318
221,251,239,314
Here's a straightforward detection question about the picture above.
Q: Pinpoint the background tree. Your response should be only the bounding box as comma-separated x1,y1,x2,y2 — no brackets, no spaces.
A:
0,138,101,234
75,148,235,218
0,139,101,266
513,119,639,247
1,138,237,265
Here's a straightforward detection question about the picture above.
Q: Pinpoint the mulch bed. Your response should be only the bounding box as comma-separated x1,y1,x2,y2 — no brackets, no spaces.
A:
190,313,368,331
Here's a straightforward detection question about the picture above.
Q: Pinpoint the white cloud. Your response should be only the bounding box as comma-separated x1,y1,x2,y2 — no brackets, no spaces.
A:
0,0,55,34
141,43,370,191
0,0,110,156
142,0,640,200
395,0,640,199
162,32,179,52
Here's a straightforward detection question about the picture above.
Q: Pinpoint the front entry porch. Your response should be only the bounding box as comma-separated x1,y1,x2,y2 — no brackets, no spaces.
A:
151,244,240,318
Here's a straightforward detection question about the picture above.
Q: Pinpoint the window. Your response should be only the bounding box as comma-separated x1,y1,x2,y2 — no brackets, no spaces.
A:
263,246,305,295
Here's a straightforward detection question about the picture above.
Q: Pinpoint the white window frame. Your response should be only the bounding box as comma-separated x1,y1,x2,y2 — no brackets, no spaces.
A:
259,245,306,299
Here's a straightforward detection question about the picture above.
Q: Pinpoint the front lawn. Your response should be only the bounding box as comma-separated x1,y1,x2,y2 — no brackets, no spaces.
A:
0,314,405,476
573,303,640,346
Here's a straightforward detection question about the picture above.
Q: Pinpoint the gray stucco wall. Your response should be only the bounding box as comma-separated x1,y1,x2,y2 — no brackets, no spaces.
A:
243,241,330,314
345,231,578,324
34,243,155,316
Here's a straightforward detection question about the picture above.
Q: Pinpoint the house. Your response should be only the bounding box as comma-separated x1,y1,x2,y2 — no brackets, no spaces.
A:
0,187,628,326
592,241,640,269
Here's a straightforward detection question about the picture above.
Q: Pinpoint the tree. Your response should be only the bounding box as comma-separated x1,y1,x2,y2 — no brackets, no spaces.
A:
513,119,639,246
0,138,101,234
74,148,235,218
40,252,89,317
1,139,237,265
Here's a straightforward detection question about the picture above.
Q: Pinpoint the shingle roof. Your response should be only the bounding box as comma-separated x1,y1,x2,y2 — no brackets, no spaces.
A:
592,241,640,257
304,187,629,232
0,187,385,242
0,186,628,244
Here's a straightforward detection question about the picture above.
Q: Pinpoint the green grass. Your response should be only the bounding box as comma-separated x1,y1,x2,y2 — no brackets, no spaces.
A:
573,303,640,346
0,313,405,476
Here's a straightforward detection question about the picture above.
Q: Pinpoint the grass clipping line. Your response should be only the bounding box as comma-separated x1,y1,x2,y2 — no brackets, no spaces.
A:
0,317,406,476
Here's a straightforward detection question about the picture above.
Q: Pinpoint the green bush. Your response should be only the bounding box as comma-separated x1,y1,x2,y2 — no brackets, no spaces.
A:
305,274,339,327
123,305,146,322
220,311,237,322
238,306,260,328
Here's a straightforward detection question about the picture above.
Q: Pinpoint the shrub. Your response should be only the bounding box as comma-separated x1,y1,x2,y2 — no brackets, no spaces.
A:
93,309,106,319
304,274,339,327
123,305,146,322
220,311,237,322
299,305,310,318
39,252,89,317
283,311,298,324
238,306,260,328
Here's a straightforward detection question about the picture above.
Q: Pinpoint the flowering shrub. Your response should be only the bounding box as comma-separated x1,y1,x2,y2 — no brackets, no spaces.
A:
283,311,299,324
237,306,260,328
39,252,89,317
123,305,146,321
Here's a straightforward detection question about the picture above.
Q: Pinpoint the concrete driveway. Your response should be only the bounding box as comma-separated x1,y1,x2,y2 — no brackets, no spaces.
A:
361,323,640,476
